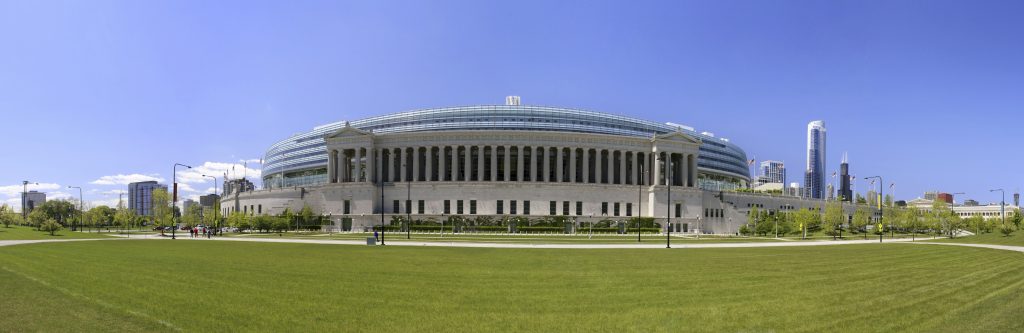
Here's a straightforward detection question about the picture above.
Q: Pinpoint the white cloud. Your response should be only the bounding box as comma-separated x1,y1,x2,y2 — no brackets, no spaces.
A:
88,198,123,208
90,174,165,186
177,183,198,193
0,182,62,197
177,160,261,184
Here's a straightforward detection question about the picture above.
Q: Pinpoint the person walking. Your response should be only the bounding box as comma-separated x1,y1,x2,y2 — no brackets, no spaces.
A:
374,230,379,242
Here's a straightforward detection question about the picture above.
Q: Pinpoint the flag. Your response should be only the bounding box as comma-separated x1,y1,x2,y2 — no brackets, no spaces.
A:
889,183,895,189
832,171,836,177
747,159,755,166
877,194,882,208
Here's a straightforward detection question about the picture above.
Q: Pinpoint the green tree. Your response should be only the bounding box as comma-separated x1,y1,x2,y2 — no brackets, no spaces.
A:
0,204,18,228
902,207,921,239
86,205,115,232
855,193,866,205
852,206,870,238
227,211,250,232
27,209,49,229
114,206,137,233
822,201,844,239
299,204,315,230
1000,223,1014,237
964,215,985,235
35,200,77,227
151,188,173,229
1010,208,1022,230
746,207,760,236
39,218,62,236
182,204,203,228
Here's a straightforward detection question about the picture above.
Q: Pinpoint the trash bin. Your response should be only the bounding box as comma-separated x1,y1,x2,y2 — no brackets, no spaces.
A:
366,237,376,246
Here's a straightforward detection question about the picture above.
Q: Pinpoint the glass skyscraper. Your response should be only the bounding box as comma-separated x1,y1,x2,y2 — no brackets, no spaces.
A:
804,120,826,199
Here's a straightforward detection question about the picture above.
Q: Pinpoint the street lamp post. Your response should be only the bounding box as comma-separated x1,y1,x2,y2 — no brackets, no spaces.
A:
865,176,883,243
379,170,385,246
202,175,218,236
68,186,82,232
172,163,193,240
991,189,1006,228
22,181,37,222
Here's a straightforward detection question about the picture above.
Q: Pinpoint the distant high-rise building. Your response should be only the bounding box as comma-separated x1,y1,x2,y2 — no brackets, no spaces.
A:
924,191,937,201
757,160,785,185
129,181,168,216
182,199,197,213
22,191,46,214
838,153,852,202
224,178,255,196
199,194,221,208
964,199,980,207
804,120,827,199
1015,193,1020,207
937,193,953,204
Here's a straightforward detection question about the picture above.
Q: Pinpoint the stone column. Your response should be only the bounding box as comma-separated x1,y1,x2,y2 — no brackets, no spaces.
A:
514,146,522,181
490,146,498,181
652,151,661,186
569,148,577,183
689,154,697,187
595,149,603,184
425,147,433,181
464,145,471,182
409,147,417,182
439,146,446,181
452,145,460,181
355,148,363,182
530,147,538,182
541,147,550,182
327,149,335,182
477,146,484,181
504,145,511,181
556,147,564,182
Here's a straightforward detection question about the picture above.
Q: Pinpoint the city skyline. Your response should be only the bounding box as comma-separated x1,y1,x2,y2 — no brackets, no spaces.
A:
2,1,1022,209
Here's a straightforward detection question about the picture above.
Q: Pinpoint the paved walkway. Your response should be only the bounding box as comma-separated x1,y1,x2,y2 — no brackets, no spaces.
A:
4,234,1024,254
200,234,932,249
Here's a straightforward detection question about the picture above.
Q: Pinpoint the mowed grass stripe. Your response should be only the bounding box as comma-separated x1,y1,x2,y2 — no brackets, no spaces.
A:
1,240,1022,332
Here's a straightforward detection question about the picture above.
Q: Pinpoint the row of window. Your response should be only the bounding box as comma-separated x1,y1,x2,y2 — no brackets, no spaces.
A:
381,199,685,217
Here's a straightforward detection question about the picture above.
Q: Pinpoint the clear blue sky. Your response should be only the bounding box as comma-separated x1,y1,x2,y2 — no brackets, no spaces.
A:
2,0,1022,210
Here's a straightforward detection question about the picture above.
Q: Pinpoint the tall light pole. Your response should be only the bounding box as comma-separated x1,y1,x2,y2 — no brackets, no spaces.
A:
68,186,82,232
202,175,218,236
172,163,193,240
991,189,1005,227
22,181,37,222
865,176,883,242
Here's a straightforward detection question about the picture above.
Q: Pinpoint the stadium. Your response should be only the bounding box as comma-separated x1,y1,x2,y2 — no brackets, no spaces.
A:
226,97,774,233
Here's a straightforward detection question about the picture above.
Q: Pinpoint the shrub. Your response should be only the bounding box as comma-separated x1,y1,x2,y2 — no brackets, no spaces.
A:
40,219,62,236
1000,224,1014,237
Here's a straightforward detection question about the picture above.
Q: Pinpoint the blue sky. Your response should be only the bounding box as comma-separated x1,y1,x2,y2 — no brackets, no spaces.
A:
2,0,1022,210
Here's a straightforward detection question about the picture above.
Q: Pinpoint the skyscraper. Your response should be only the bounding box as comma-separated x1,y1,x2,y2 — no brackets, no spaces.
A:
838,153,852,202
128,181,168,216
757,160,786,185
804,120,827,199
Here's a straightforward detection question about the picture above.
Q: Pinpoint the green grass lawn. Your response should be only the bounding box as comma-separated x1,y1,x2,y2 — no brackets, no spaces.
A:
934,231,1024,246
226,231,783,244
0,225,117,240
1,240,1023,332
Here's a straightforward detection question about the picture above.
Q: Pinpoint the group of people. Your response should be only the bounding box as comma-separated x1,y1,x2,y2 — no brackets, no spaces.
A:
189,226,212,239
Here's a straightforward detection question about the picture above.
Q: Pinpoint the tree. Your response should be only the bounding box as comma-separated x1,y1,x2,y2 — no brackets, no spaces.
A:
1011,209,1022,230
114,205,137,233
884,194,893,208
85,205,115,232
822,201,844,239
746,207,760,236
35,200,77,227
902,207,921,239
39,218,62,236
931,200,951,237
299,204,315,231
227,211,250,232
151,188,173,229
855,193,866,205
0,204,17,228
852,206,870,238
182,204,203,228
965,215,986,235
28,209,49,229
1000,224,1014,237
